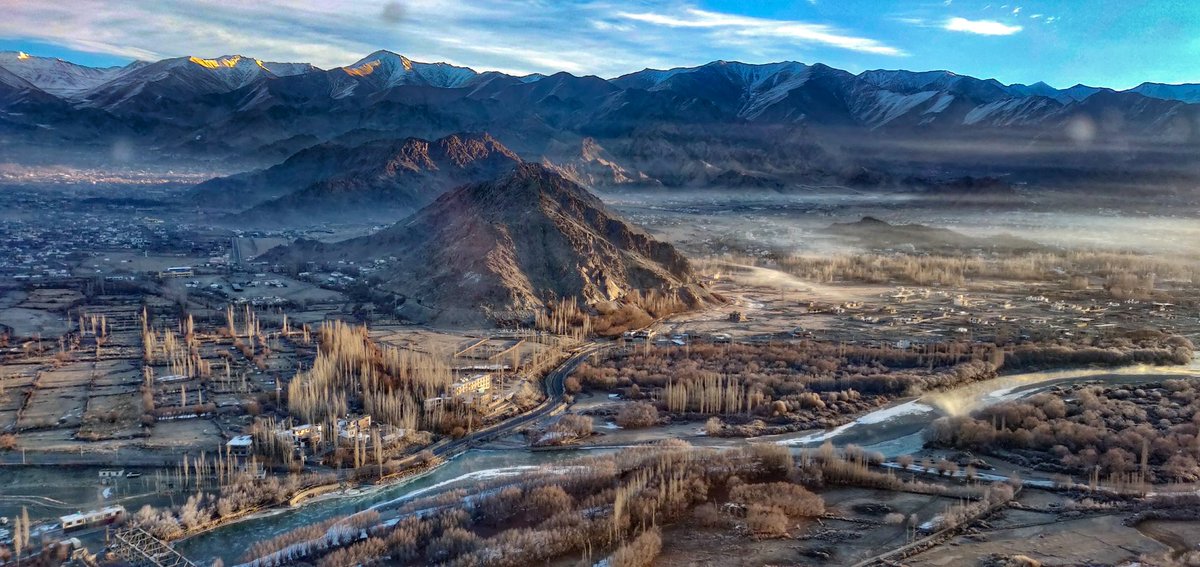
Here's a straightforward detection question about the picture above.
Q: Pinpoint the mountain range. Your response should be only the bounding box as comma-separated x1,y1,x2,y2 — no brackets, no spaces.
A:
4,49,1200,189
264,163,707,325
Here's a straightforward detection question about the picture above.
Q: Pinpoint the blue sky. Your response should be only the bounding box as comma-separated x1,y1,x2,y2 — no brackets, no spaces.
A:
1,0,1198,89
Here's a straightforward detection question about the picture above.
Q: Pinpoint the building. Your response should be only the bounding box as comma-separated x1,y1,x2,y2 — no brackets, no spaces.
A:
622,329,657,342
290,423,322,444
226,435,254,457
337,415,372,441
238,461,267,479
450,373,493,397
275,423,322,449
423,396,446,411
159,266,194,278
61,506,125,531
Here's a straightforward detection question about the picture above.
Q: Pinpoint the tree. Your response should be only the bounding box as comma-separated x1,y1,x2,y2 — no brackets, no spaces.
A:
12,510,21,563
525,485,573,516
746,505,789,538
704,416,724,436
615,402,659,429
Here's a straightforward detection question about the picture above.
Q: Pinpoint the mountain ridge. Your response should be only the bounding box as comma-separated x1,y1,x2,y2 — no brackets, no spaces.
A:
5,49,1200,191
229,132,523,224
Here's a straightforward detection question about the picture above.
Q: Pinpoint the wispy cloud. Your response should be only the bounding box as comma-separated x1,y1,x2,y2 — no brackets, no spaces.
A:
617,8,905,56
0,0,909,77
0,0,693,77
944,17,1023,36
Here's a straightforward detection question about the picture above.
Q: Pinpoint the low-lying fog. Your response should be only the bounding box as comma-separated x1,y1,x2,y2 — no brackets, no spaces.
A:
602,187,1200,260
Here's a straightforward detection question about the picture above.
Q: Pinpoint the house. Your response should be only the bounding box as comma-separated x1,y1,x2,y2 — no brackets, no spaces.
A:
291,423,321,441
337,415,372,441
278,423,322,448
226,435,254,457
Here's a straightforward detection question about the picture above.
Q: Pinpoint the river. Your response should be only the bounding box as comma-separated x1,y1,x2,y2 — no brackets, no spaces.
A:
174,358,1198,564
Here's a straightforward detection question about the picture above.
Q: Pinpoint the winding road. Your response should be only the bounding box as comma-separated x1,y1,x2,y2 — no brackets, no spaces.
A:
380,341,610,470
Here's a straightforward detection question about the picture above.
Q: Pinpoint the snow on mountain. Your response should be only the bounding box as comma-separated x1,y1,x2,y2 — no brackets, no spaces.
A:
181,55,280,90
613,60,817,120
962,97,1059,126
0,51,144,99
858,90,939,128
80,54,321,111
615,60,807,92
610,66,692,90
1128,82,1200,104
341,50,480,88
0,63,38,90
924,93,955,115
260,61,321,77
859,69,960,93
738,66,820,119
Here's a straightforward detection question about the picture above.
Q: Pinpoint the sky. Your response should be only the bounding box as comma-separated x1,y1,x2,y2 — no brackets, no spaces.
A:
0,0,1198,90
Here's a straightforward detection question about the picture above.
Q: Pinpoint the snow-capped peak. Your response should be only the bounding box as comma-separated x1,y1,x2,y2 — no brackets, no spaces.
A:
0,50,139,98
342,50,479,88
187,55,256,69
183,55,317,79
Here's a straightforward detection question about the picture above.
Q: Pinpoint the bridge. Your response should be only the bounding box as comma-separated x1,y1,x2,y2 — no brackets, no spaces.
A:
109,527,198,567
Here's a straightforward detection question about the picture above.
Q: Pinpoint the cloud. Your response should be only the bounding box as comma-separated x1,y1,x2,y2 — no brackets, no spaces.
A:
618,7,904,56
0,0,688,77
944,17,1023,35
0,0,906,78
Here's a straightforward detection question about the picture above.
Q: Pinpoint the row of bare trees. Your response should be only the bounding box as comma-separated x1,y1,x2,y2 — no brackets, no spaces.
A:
286,321,452,431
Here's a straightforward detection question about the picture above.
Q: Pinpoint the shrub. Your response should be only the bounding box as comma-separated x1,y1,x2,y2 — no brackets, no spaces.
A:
615,402,659,429
730,482,824,517
746,505,789,538
693,503,727,527
611,528,662,567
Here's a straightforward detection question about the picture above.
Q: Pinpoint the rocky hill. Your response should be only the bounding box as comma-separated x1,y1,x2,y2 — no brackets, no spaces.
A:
267,163,708,325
